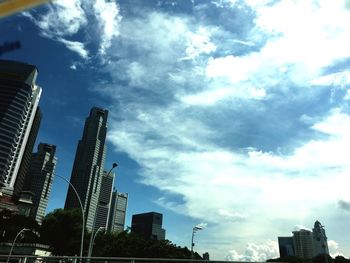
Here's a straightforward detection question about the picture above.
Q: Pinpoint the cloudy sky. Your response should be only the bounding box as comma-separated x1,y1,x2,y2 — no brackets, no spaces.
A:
1,0,350,260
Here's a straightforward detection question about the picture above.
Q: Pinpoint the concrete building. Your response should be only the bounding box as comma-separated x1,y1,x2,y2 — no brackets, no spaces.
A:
107,190,128,233
293,229,315,259
94,170,115,230
0,60,41,198
131,212,166,240
22,143,57,224
278,236,295,257
313,220,329,256
65,107,108,231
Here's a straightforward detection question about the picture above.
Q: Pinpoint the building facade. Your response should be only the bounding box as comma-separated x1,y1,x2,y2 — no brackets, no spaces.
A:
22,143,57,224
313,220,329,256
94,170,115,230
131,212,166,240
0,60,41,197
293,229,315,259
107,190,128,233
65,107,108,231
278,236,295,258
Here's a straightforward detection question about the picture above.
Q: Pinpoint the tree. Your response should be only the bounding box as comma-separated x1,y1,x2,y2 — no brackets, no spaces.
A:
40,208,85,255
92,231,195,259
334,256,350,263
0,209,40,243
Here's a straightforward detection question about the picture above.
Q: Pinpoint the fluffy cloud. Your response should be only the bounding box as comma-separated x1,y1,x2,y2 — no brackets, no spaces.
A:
226,240,279,262
25,0,350,258
328,240,345,258
23,0,121,60
96,1,350,258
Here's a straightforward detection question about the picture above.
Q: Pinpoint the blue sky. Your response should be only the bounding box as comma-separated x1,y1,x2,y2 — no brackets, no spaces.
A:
1,0,350,260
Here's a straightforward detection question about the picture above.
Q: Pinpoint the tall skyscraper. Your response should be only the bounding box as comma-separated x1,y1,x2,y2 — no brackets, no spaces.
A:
94,170,115,230
313,220,329,256
22,143,57,224
107,190,128,233
65,107,108,231
0,60,41,197
13,108,42,200
292,229,315,259
131,212,166,240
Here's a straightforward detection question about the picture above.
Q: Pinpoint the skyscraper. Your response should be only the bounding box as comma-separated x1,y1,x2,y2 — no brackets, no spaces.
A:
22,143,57,223
65,107,108,231
313,220,329,256
94,170,115,230
292,229,315,259
131,212,166,240
107,190,128,233
0,60,41,197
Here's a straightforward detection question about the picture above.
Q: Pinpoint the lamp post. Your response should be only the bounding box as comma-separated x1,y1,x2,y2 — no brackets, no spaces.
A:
51,172,85,261
87,163,118,259
191,225,203,260
7,228,30,263
88,226,105,258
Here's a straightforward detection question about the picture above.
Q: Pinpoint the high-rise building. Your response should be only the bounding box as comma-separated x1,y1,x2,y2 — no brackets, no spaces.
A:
313,220,329,256
131,212,166,240
278,236,295,258
0,60,41,197
13,108,42,200
293,229,315,259
107,190,128,233
94,170,115,230
22,143,57,224
65,107,108,231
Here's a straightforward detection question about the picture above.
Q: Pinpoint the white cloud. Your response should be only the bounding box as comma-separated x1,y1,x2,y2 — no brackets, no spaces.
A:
182,26,216,60
311,70,350,87
96,0,350,259
328,240,345,258
226,240,279,262
32,0,87,37
58,38,89,59
93,0,121,55
24,0,121,60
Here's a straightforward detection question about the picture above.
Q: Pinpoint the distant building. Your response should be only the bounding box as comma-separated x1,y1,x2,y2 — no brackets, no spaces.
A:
131,212,166,240
278,236,295,257
107,190,128,233
0,60,41,198
22,143,57,224
203,252,210,260
313,220,329,256
292,229,315,259
65,107,108,231
94,170,115,230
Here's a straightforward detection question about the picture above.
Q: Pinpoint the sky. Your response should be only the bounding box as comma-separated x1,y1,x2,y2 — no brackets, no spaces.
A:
1,0,350,261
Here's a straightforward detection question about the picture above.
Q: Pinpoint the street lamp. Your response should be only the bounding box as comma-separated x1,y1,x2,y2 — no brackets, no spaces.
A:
7,228,30,263
50,172,85,261
191,225,203,260
87,163,118,258
87,227,105,258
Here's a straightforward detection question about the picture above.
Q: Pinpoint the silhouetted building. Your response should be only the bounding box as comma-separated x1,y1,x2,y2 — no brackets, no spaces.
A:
22,143,57,224
278,236,295,257
107,190,128,233
203,252,210,260
0,60,41,198
293,229,314,259
131,212,166,240
94,170,115,230
65,107,108,231
313,220,329,256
